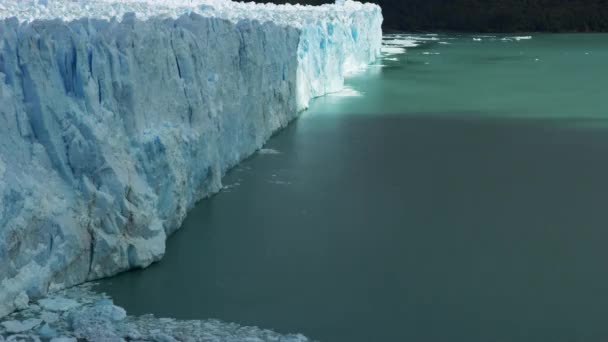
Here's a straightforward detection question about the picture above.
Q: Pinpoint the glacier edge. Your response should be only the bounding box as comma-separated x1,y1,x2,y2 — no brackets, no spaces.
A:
0,0,382,318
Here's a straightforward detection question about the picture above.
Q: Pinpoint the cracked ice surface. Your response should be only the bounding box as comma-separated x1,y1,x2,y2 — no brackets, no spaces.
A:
0,284,312,341
0,0,382,317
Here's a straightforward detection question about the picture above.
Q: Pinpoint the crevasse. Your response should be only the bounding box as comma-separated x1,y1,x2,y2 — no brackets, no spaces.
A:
0,0,382,317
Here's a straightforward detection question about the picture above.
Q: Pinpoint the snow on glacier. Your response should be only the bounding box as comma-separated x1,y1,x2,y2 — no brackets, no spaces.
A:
0,0,382,317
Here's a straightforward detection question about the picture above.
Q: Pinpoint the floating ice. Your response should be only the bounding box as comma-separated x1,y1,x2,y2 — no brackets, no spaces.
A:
328,86,364,97
382,38,419,47
258,148,282,155
268,180,292,185
221,182,241,191
380,34,442,56
0,285,312,340
502,36,533,41
382,47,407,55
404,35,439,41
1,319,43,334
38,298,81,312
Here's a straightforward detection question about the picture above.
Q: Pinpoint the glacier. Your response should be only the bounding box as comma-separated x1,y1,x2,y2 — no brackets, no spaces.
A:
0,0,382,317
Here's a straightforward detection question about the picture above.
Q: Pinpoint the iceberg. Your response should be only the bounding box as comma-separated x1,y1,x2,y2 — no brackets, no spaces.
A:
0,0,382,317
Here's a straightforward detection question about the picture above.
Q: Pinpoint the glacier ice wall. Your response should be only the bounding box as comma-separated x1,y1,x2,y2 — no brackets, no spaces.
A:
0,0,382,317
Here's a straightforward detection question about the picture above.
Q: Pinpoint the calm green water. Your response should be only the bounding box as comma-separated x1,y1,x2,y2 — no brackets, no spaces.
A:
98,34,608,341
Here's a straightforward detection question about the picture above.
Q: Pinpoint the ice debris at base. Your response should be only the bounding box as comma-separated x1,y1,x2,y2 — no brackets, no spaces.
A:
0,285,312,341
327,86,363,97
0,0,382,317
1,318,43,334
258,148,282,155
380,34,441,56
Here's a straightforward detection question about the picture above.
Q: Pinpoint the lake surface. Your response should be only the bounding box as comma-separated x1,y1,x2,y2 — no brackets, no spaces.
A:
98,33,608,341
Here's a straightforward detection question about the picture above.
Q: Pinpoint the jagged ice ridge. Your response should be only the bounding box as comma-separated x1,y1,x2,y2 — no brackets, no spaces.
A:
0,0,382,317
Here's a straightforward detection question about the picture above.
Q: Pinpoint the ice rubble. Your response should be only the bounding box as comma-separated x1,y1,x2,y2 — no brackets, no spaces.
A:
0,0,382,317
0,284,312,341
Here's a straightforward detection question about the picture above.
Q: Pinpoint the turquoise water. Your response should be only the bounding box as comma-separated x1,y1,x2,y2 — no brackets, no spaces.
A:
98,34,608,341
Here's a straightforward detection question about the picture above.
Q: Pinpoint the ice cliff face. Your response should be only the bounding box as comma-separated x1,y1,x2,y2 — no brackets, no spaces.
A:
0,0,382,317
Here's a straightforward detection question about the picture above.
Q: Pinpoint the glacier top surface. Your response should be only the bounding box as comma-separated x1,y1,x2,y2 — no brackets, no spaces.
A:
0,0,380,26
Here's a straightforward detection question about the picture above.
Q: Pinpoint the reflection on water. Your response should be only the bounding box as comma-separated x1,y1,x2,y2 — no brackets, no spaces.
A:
98,33,608,342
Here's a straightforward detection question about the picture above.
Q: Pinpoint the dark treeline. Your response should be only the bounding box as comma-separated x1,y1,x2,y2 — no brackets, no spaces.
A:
265,0,608,32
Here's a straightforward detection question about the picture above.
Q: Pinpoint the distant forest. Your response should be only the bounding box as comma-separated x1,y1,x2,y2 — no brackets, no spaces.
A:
267,0,608,32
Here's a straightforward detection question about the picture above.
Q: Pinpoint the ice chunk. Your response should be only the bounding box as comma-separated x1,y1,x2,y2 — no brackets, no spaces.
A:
39,323,59,339
382,47,407,55
1,318,43,333
13,292,29,310
501,36,533,41
1,284,312,340
328,86,364,97
38,298,81,312
383,39,419,47
259,148,282,155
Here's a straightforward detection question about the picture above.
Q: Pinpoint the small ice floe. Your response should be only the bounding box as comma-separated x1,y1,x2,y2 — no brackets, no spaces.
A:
236,165,252,172
422,52,440,55
268,180,292,185
384,57,398,61
473,38,482,41
439,41,450,45
381,46,407,55
259,148,281,155
268,174,292,185
222,182,241,191
13,292,29,310
38,297,80,312
403,35,439,41
534,58,540,62
382,39,419,48
1,318,43,334
328,86,363,97
502,36,532,41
